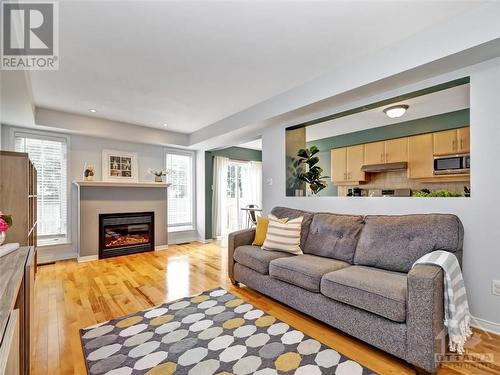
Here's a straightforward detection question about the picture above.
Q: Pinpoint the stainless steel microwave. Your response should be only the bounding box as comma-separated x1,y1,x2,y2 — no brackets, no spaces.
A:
433,154,470,175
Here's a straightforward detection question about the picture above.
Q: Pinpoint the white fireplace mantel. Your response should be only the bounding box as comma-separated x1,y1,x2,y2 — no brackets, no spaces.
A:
73,180,170,188
73,180,169,262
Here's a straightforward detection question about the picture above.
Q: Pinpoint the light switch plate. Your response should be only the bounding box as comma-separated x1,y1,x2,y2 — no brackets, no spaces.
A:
492,280,500,296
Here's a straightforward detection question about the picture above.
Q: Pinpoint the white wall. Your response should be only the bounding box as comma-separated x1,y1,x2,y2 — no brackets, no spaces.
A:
1,126,199,261
261,58,500,331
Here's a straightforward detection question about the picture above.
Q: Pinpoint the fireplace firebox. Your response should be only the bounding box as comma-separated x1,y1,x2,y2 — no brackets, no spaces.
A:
99,212,154,258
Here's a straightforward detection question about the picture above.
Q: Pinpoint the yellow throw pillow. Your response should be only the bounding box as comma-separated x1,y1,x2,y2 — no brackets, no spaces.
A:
252,216,269,246
252,216,288,246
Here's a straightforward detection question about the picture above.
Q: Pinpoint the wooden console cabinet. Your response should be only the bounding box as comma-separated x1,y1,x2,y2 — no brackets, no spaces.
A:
0,247,36,375
0,151,38,374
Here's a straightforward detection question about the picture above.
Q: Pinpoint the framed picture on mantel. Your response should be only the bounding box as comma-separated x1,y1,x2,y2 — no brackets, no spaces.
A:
102,149,138,182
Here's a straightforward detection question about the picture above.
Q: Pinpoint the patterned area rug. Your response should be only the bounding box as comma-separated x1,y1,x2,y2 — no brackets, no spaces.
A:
80,288,376,375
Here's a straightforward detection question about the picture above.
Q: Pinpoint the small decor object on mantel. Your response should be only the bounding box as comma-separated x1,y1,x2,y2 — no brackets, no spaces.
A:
0,211,13,246
102,149,138,182
147,168,170,182
83,163,95,181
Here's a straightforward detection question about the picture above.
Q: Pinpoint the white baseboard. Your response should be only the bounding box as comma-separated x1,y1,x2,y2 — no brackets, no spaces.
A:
37,246,77,264
155,245,169,251
197,238,215,243
471,316,500,335
77,255,98,263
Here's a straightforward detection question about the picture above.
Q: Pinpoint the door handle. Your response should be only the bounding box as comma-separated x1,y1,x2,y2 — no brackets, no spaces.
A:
460,139,463,150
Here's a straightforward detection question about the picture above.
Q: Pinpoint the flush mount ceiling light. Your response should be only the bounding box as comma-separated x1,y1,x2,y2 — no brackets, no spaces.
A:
383,104,409,119
162,123,168,127
89,109,97,113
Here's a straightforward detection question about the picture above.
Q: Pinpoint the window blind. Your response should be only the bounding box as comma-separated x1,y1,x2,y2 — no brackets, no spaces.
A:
14,133,68,241
166,152,194,228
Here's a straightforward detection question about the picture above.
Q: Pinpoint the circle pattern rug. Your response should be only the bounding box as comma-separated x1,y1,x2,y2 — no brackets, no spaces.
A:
80,288,376,375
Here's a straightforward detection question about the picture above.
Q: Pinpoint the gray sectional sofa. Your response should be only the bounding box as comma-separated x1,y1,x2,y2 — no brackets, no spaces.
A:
228,206,464,374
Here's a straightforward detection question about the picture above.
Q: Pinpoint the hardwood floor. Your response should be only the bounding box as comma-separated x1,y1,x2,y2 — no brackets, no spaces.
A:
32,242,499,375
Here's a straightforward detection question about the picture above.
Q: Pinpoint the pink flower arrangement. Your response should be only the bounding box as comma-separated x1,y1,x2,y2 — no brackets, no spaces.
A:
0,211,13,232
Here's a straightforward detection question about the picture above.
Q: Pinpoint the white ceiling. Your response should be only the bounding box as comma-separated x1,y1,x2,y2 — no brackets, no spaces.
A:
29,1,482,134
238,139,262,150
306,84,470,141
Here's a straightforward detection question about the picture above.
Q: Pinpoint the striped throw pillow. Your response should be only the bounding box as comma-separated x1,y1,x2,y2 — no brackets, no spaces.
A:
262,214,303,255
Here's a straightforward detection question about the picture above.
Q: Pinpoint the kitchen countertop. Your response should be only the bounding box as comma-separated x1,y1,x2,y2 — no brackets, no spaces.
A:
0,246,30,345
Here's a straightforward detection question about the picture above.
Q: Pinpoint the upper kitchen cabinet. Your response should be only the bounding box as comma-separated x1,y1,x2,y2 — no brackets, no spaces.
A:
347,145,366,182
385,137,408,163
363,138,408,165
331,145,366,184
457,127,470,153
331,148,347,182
364,141,385,165
433,127,470,155
408,133,434,179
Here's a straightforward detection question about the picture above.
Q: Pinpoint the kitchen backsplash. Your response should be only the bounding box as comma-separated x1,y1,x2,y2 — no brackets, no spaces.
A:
336,170,468,197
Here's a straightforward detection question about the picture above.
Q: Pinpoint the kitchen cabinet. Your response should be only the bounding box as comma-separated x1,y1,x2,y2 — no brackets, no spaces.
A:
433,129,457,155
364,141,385,165
347,145,366,182
433,127,470,155
331,148,347,182
408,133,434,179
331,145,366,183
385,137,408,163
363,138,408,165
457,127,470,153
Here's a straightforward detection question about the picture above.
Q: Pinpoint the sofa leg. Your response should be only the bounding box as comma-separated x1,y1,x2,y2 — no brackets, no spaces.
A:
413,365,432,375
230,278,239,287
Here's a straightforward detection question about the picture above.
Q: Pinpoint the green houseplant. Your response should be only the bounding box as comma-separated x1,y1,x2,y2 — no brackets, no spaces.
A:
296,146,329,195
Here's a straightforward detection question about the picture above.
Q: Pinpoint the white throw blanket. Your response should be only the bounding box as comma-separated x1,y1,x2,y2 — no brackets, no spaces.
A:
413,250,472,354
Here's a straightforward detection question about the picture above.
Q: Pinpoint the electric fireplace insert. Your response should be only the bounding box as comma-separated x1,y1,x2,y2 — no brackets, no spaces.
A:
99,211,154,258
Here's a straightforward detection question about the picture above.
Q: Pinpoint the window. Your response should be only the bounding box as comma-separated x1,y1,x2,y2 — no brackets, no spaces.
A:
14,132,68,244
165,150,194,230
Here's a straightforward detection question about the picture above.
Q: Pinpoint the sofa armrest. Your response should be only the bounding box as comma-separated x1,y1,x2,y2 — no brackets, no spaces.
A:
406,264,445,373
228,228,255,283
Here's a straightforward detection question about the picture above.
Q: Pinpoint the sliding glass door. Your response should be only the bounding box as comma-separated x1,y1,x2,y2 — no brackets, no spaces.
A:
212,157,262,238
226,161,251,233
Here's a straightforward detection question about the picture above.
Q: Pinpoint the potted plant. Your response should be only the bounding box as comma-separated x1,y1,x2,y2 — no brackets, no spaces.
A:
147,168,170,182
296,146,329,195
287,156,305,196
0,212,13,246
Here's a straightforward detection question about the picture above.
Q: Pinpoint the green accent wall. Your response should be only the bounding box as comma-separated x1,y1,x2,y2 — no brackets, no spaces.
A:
307,109,469,151
205,146,262,239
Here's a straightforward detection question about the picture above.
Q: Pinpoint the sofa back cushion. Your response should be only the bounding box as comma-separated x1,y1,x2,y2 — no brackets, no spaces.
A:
354,214,464,272
303,213,364,263
271,206,313,250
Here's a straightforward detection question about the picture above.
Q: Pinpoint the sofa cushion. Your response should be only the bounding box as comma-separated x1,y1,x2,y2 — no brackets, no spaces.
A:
354,214,464,272
303,213,364,263
321,266,407,322
233,245,292,275
271,207,313,250
269,254,350,292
